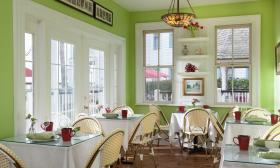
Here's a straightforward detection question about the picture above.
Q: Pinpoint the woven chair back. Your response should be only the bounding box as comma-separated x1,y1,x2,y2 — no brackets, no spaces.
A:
209,112,224,139
242,108,270,120
262,122,280,140
112,106,134,116
128,112,158,143
72,117,103,135
183,108,210,133
149,105,169,126
85,129,124,168
0,144,25,168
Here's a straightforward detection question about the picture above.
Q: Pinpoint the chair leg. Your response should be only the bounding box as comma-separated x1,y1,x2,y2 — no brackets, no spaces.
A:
149,142,157,168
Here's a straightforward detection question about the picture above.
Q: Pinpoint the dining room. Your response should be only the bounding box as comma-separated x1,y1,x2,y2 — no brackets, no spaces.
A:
1,0,280,167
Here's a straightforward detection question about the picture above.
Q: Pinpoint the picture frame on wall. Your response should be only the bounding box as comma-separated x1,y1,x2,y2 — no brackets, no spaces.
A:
183,78,204,96
276,42,280,75
93,2,113,26
57,0,94,16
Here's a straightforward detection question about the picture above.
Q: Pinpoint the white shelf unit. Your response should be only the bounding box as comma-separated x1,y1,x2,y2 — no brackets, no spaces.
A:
177,55,209,59
178,37,209,43
177,72,209,76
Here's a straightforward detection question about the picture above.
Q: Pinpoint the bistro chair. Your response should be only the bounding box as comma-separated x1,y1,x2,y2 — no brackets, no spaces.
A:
149,105,170,145
127,112,158,168
261,122,280,140
209,112,224,164
85,129,124,168
242,108,270,120
178,108,210,153
112,105,134,116
221,106,239,126
0,143,25,168
76,113,88,118
72,116,104,136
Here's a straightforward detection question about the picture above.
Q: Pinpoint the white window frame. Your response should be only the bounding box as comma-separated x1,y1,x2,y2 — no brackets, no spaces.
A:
13,0,126,135
215,24,252,106
135,22,175,105
209,16,261,107
143,29,174,104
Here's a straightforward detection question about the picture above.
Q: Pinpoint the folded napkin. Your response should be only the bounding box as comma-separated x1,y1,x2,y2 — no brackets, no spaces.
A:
245,115,267,122
26,132,55,140
258,151,280,160
254,138,266,147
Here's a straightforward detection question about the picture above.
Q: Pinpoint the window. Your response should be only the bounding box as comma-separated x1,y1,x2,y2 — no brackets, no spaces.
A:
144,30,173,103
88,49,105,114
216,25,251,105
25,33,34,116
51,40,75,125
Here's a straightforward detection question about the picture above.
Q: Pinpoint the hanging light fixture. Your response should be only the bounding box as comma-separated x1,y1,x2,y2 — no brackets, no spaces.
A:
161,0,196,27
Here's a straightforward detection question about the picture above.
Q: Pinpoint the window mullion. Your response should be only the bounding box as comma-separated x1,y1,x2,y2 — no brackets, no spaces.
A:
157,32,160,102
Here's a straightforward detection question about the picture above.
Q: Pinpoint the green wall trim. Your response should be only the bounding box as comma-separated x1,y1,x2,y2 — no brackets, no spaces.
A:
128,0,276,116
0,0,14,139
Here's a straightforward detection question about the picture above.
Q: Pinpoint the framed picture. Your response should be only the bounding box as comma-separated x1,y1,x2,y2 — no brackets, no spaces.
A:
183,78,204,96
276,42,280,75
93,2,113,26
57,0,94,16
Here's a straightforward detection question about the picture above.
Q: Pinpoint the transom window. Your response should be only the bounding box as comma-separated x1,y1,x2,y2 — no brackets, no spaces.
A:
143,30,173,103
216,24,251,105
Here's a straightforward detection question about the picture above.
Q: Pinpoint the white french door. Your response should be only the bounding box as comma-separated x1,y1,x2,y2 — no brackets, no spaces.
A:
50,39,75,127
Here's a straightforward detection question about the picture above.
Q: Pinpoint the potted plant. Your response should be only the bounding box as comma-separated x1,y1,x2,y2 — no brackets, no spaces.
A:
183,21,204,37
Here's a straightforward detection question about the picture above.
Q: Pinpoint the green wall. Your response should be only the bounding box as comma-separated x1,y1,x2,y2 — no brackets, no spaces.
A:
0,0,14,139
276,0,280,42
129,0,276,119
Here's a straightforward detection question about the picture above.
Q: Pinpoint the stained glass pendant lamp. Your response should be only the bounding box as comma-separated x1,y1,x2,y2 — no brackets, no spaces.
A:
161,0,196,27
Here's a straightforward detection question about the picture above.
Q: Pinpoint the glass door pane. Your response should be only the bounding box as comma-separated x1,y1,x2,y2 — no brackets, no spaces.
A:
51,40,75,126
89,48,105,114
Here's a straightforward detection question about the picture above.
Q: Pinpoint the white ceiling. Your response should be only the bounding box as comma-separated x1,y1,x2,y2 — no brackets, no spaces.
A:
113,0,257,12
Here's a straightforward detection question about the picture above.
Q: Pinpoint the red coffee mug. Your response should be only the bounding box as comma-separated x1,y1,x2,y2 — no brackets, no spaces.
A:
61,128,75,141
234,111,241,121
178,106,185,113
122,109,128,118
41,122,53,132
233,135,250,150
271,114,279,125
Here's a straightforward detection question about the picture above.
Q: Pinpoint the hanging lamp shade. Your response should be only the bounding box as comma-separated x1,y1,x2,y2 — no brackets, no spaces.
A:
161,0,196,27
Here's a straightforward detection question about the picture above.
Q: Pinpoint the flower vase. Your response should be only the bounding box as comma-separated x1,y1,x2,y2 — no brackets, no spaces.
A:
29,123,35,134
190,30,197,37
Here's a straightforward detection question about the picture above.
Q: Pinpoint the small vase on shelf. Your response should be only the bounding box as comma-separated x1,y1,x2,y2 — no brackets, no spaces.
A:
182,45,189,55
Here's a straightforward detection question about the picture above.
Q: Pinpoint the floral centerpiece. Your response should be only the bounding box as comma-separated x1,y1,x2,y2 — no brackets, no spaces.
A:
26,114,36,134
183,21,204,37
192,98,200,107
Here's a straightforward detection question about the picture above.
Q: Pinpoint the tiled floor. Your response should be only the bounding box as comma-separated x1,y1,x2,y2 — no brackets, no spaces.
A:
122,145,220,168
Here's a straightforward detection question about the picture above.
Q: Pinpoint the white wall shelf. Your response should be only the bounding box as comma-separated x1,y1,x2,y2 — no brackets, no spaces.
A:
177,55,209,59
177,72,209,76
178,37,209,43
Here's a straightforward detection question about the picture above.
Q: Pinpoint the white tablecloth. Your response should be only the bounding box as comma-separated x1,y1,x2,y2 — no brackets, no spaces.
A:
93,114,143,150
220,122,273,168
1,135,101,168
169,111,218,144
223,121,272,145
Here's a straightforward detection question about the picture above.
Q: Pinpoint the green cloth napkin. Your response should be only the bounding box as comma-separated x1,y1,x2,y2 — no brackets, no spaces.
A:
258,151,280,160
254,138,266,147
26,132,55,140
245,115,267,122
